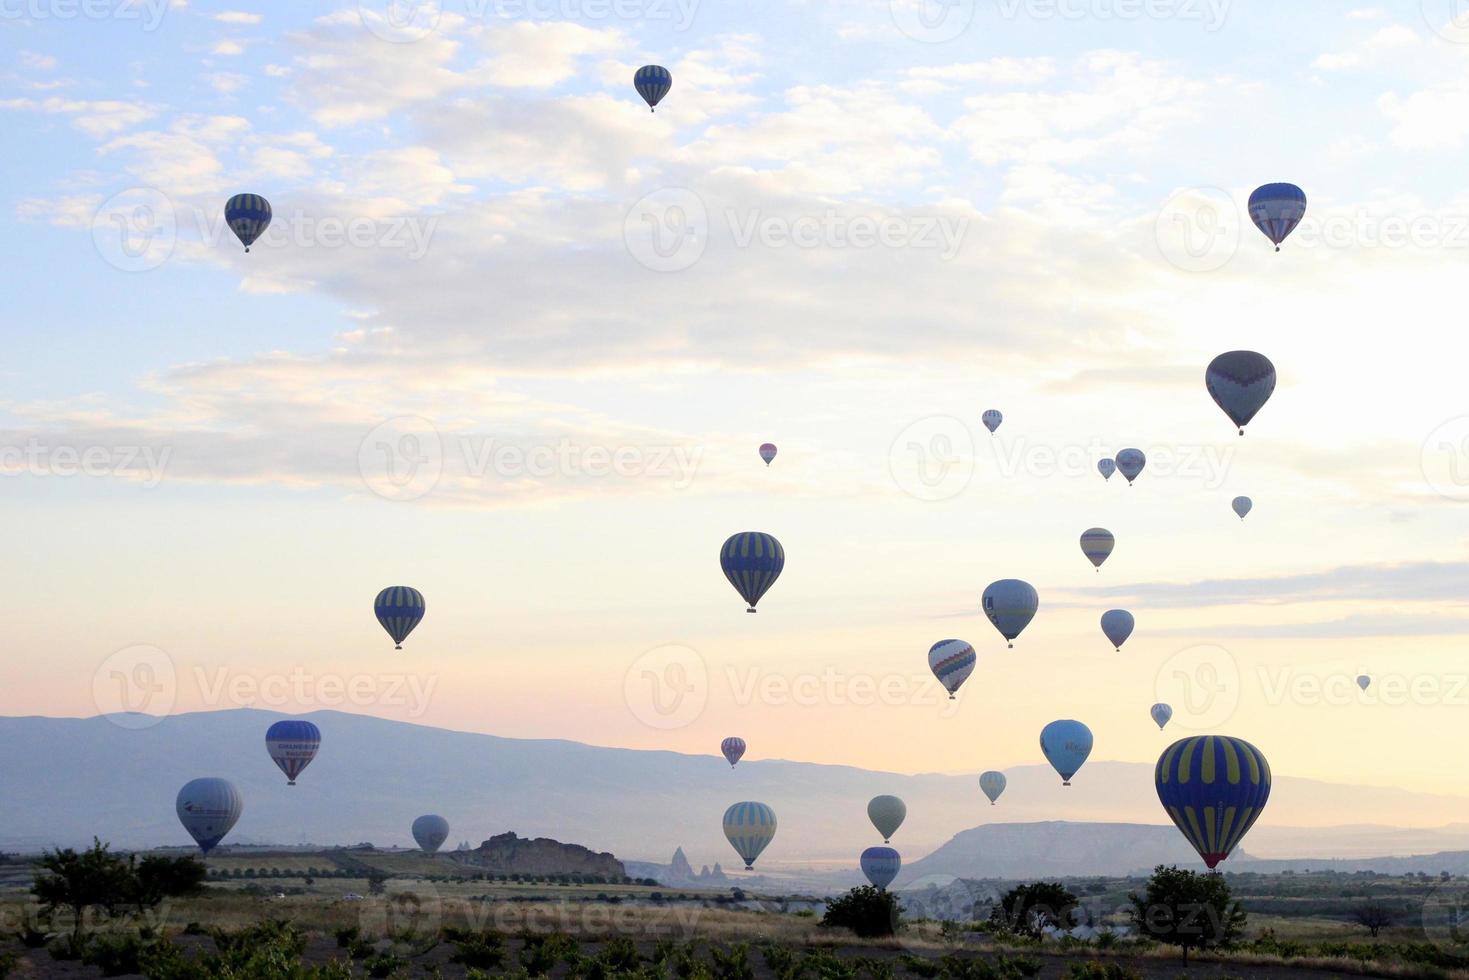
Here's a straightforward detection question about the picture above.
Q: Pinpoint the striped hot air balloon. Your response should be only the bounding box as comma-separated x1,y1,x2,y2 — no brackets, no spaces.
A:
1080,528,1115,570
1097,458,1116,481
981,410,1003,434
1151,703,1173,731
1154,735,1271,869
265,720,320,786
374,586,425,649
224,193,271,252
720,532,784,612
721,736,747,767
860,846,901,890
979,771,1007,805
723,801,777,869
1248,183,1307,252
927,639,976,699
1206,351,1276,436
634,65,672,111
176,778,243,855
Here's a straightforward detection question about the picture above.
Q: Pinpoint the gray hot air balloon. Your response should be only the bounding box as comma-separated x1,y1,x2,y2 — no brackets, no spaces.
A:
1150,703,1173,730
979,771,1007,805
412,814,450,854
1080,528,1115,570
1206,351,1276,435
1115,448,1146,485
1232,496,1253,520
1357,674,1372,691
176,777,243,855
1097,458,1116,481
982,579,1038,648
867,795,906,842
1100,609,1135,651
982,410,1003,434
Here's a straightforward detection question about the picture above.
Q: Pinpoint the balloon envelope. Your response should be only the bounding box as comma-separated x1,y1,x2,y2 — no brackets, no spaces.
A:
1080,528,1115,569
176,777,243,855
1357,675,1371,691
723,801,777,869
927,639,976,699
759,443,777,466
867,795,906,842
1040,720,1093,785
979,771,1007,805
720,532,785,612
412,814,450,854
860,846,901,890
265,720,320,785
1248,183,1307,250
982,579,1038,647
224,193,271,251
1151,703,1173,730
634,65,672,110
1097,458,1116,481
1232,496,1253,520
1206,351,1276,435
1100,609,1135,650
982,410,1003,434
1155,735,1271,868
1116,448,1146,484
375,586,425,649
721,736,747,767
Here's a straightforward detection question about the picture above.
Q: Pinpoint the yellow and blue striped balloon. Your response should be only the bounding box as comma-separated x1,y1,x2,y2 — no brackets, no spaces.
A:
720,532,784,613
374,586,425,649
723,801,777,869
1155,735,1271,869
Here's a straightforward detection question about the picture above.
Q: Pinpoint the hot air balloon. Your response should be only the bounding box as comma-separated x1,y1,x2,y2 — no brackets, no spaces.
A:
867,795,906,842
634,65,672,111
723,801,776,870
1080,528,1115,570
759,443,777,466
224,193,271,252
1097,458,1116,481
721,736,747,767
1155,735,1271,868
1248,183,1307,252
927,639,976,699
1206,351,1276,436
1040,720,1092,786
1232,496,1253,520
176,778,242,855
982,579,1038,648
375,586,425,650
1115,448,1146,485
1357,675,1371,691
1151,703,1173,731
265,719,320,786
1100,609,1135,651
720,532,784,613
979,771,1007,805
982,410,1003,434
860,846,901,890
412,814,450,854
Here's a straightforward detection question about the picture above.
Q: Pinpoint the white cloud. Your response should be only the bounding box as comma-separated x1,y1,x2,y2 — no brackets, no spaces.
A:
213,10,261,23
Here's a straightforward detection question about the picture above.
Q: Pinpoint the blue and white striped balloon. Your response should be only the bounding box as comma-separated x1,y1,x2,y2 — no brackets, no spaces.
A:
375,586,425,649
1080,528,1114,570
634,65,672,111
224,193,271,252
723,801,777,869
265,719,320,785
720,532,784,613
1248,183,1307,251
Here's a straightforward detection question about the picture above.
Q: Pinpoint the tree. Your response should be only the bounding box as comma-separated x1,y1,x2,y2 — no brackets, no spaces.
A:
821,885,903,938
128,854,206,916
367,871,389,895
990,882,1078,939
1351,901,1394,938
1129,865,1245,966
32,839,135,943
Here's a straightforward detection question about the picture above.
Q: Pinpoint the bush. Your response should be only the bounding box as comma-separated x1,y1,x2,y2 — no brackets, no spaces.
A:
81,932,151,976
1128,865,1244,967
709,943,754,980
450,929,508,969
1065,964,1141,980
989,883,1078,939
520,932,578,975
822,886,903,938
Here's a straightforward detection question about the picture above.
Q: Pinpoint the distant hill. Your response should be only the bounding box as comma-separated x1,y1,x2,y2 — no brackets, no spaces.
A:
445,832,623,878
6,709,1469,871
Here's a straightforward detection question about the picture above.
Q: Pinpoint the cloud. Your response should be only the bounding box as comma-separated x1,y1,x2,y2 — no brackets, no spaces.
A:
1064,561,1469,608
213,11,261,23
1150,613,1469,639
0,97,156,138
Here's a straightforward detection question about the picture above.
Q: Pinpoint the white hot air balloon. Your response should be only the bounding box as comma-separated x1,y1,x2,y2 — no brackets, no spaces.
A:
1080,528,1115,571
723,802,777,869
867,795,906,842
1150,703,1173,730
1100,609,1135,651
176,778,243,855
979,771,1007,805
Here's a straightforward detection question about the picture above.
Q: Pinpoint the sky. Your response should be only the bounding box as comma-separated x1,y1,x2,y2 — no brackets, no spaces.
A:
4,0,1469,820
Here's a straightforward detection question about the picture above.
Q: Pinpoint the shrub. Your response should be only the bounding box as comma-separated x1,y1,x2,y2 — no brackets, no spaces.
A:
821,886,902,938
989,883,1078,940
1065,964,1141,980
451,930,508,969
709,943,755,980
